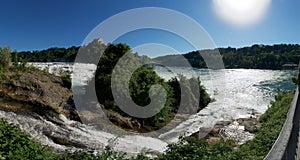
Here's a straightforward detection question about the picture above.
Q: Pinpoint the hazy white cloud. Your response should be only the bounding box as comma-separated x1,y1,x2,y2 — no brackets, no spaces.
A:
212,0,272,27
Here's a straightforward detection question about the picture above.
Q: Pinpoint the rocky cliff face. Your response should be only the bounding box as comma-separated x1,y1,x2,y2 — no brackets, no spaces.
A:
0,70,78,120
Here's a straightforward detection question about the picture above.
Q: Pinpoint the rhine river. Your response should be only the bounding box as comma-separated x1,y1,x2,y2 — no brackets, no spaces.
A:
26,62,297,154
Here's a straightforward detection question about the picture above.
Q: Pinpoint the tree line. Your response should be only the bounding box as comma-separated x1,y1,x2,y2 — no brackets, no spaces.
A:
17,46,79,62
14,43,300,69
154,44,300,69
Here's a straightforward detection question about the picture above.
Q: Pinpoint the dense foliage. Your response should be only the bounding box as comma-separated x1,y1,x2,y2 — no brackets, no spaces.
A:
0,46,11,74
0,119,58,160
0,118,132,160
168,75,211,113
17,46,79,62
155,137,235,160
80,41,211,130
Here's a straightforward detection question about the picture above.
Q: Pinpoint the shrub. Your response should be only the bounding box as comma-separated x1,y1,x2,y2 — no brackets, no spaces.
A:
0,119,58,160
0,46,11,73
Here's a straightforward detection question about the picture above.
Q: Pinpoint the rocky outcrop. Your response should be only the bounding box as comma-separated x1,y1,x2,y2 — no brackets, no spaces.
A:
191,120,231,139
0,70,78,120
191,116,260,145
106,111,141,130
236,117,260,133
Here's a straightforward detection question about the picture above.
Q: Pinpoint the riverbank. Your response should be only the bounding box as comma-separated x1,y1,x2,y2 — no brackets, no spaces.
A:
27,62,297,143
0,63,295,159
151,90,295,160
190,113,260,146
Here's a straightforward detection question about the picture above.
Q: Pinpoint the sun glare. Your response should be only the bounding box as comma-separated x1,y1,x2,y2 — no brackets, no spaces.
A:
212,0,272,27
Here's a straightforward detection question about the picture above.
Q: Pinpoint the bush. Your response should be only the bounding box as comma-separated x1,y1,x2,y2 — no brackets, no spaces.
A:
0,46,11,73
58,69,72,89
63,146,127,160
0,46,11,67
0,119,58,160
155,137,234,160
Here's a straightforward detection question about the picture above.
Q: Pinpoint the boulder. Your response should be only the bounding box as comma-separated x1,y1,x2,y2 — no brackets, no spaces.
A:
236,117,260,133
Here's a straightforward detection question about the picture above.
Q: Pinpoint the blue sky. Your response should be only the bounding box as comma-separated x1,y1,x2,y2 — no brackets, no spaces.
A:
0,0,299,57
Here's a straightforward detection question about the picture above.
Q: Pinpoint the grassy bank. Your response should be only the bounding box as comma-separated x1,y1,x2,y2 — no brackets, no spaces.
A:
153,90,294,160
231,91,295,159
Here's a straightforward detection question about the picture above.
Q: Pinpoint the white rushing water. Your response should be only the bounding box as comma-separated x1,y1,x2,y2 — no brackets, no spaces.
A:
155,67,296,142
23,62,296,153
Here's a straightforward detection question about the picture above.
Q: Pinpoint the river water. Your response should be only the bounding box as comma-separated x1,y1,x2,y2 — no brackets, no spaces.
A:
14,62,296,154
155,67,296,142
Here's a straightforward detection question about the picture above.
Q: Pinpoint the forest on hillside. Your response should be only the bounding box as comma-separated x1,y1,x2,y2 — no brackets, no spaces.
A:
154,44,300,69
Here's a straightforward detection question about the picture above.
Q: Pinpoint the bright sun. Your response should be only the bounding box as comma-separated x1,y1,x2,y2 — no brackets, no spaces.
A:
212,0,272,27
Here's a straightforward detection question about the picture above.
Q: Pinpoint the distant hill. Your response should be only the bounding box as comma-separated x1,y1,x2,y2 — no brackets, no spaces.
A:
153,44,300,69
16,43,300,69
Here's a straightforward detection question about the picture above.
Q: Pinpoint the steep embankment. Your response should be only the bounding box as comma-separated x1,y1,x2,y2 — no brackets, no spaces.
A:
0,67,87,152
0,67,77,119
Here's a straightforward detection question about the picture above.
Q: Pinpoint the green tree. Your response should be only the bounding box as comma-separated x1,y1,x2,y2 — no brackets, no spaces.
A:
11,50,18,66
92,42,175,128
0,46,11,70
168,75,211,113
